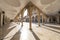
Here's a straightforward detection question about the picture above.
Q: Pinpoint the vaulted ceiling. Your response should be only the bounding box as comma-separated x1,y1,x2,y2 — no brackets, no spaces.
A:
0,0,60,19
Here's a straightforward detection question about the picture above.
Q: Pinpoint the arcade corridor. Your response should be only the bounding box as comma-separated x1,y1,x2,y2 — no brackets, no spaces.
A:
0,0,60,40
0,22,60,40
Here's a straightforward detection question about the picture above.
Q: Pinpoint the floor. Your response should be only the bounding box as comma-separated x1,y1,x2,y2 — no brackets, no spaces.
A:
0,22,60,40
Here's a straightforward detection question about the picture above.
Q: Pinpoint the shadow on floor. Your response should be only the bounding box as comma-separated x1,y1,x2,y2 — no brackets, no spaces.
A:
30,29,40,40
42,26,60,34
11,26,23,40
43,24,60,30
2,26,23,40
2,26,17,39
11,30,21,40
0,23,17,40
2,23,23,40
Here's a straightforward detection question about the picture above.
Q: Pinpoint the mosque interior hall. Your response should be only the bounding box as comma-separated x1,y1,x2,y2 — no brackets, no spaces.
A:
0,0,60,40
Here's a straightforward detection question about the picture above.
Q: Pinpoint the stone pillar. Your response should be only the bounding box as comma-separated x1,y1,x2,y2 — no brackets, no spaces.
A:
18,14,21,24
37,9,40,26
0,12,2,40
14,15,19,22
21,11,24,27
0,10,5,40
2,11,5,25
59,16,60,24
0,11,5,27
57,16,59,24
28,7,32,30
0,12,1,27
51,18,52,23
33,17,35,22
42,15,44,24
42,13,48,24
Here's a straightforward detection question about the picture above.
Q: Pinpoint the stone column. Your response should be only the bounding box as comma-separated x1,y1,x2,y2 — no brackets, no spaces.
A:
42,15,44,24
2,11,5,25
21,11,24,27
42,13,47,24
34,16,36,22
18,14,21,24
0,12,1,27
57,16,59,24
0,10,5,40
0,12,2,40
14,15,19,22
0,11,5,27
59,16,60,24
28,7,33,30
37,9,40,26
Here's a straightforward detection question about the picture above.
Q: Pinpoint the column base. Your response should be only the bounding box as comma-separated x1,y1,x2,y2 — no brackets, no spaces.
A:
29,28,32,30
38,25,40,27
21,24,23,27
